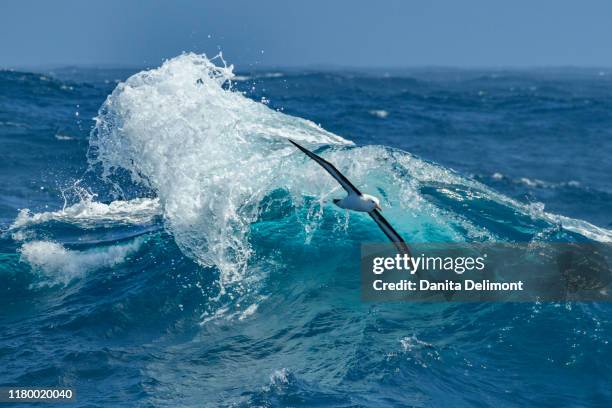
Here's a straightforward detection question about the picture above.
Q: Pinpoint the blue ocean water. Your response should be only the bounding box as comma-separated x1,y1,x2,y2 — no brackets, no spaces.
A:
1,55,611,407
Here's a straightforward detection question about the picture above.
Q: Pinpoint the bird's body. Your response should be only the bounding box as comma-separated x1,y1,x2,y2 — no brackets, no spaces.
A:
289,139,411,256
333,193,380,212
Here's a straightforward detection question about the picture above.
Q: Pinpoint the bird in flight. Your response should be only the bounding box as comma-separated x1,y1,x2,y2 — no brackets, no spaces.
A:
289,139,411,255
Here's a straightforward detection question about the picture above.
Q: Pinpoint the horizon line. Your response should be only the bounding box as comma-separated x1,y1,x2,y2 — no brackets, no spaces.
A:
3,62,612,74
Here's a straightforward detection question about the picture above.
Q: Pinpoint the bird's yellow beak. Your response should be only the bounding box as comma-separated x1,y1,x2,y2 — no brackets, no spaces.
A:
376,204,382,211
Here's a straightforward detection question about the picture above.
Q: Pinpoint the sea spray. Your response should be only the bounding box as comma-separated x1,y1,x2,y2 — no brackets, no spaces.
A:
88,53,351,289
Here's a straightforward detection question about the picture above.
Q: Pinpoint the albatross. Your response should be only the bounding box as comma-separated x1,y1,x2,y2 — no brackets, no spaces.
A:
289,139,411,256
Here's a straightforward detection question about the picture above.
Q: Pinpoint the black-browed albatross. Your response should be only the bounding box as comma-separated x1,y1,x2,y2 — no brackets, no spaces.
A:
289,139,412,256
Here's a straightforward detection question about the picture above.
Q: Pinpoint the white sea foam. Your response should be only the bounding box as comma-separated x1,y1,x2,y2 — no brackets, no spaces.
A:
400,334,434,352
262,72,284,78
238,302,261,320
541,212,612,242
369,109,389,118
11,197,160,231
20,238,143,286
400,335,440,368
269,368,290,385
489,172,581,189
54,133,76,141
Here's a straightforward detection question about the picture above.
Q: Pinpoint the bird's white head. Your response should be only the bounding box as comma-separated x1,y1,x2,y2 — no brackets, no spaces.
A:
362,194,382,211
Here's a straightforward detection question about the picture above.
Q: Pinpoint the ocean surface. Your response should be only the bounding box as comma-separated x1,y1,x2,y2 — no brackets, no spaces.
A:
1,54,611,407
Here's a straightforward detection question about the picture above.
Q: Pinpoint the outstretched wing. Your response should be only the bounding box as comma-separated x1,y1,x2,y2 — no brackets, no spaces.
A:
289,139,411,255
369,209,412,256
289,139,361,196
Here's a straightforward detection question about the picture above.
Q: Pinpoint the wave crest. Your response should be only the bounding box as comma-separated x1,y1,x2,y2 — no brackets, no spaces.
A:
88,53,349,287
11,197,160,231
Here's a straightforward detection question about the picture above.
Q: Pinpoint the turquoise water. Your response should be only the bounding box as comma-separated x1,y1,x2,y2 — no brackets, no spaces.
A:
1,55,611,407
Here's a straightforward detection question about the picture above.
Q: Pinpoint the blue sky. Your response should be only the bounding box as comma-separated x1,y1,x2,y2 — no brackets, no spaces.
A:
2,0,612,68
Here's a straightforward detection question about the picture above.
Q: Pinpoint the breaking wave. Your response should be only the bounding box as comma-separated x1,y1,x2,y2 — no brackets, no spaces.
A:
12,53,609,291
